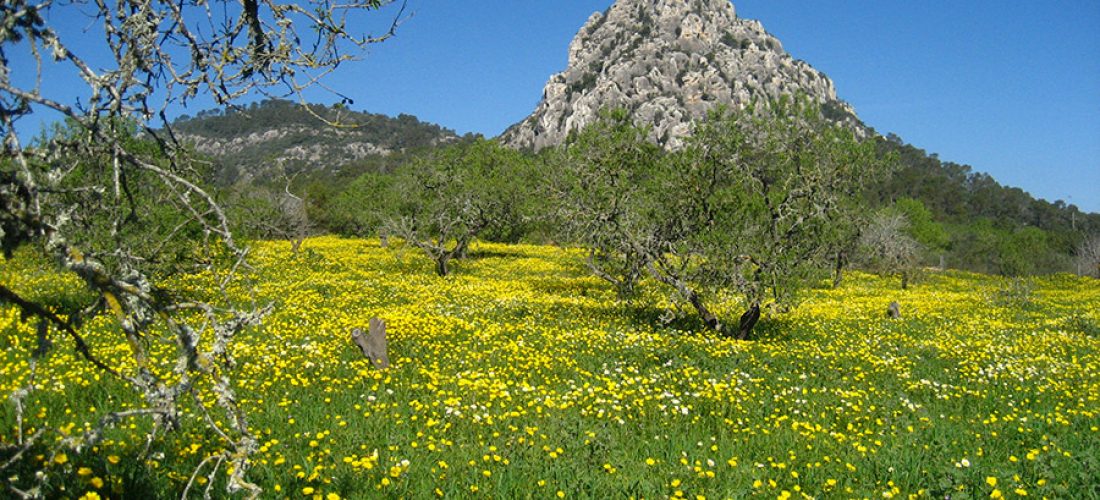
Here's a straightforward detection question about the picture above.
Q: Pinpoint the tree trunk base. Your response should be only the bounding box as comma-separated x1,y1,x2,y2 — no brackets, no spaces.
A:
435,256,450,277
735,305,760,340
832,251,846,288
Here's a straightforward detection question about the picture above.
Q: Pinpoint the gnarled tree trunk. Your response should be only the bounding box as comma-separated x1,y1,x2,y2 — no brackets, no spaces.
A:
832,250,846,288
435,253,451,277
736,304,761,340
645,262,724,334
687,288,721,333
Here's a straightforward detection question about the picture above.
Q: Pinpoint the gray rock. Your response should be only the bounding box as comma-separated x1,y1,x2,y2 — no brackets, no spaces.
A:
351,317,390,369
887,301,901,319
501,0,860,151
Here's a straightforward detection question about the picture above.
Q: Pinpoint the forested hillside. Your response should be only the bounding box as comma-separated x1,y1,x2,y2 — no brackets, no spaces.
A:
870,133,1099,275
174,99,464,185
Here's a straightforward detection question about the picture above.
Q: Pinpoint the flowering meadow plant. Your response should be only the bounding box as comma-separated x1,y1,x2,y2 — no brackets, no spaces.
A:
2,236,1097,497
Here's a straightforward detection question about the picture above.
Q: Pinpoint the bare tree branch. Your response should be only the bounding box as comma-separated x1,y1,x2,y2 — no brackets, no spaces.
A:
1,0,404,495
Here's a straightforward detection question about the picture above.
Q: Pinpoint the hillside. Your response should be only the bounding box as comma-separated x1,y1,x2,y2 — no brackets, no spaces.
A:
173,99,461,185
869,133,1100,274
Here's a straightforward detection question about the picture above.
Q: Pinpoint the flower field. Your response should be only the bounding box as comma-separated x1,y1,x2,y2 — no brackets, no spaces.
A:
2,236,1099,498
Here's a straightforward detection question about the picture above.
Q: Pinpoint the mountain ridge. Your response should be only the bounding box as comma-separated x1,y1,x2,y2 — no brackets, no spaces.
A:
173,99,461,185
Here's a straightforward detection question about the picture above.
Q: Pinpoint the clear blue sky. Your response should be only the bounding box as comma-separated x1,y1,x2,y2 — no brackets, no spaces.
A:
15,1,1100,212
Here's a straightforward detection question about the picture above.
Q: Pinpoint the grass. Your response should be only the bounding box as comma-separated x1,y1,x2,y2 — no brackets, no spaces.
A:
2,236,1099,499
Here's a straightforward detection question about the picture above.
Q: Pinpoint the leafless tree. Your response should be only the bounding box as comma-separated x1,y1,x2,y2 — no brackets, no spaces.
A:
233,175,315,254
858,211,921,289
0,0,405,496
278,182,314,254
1076,234,1100,278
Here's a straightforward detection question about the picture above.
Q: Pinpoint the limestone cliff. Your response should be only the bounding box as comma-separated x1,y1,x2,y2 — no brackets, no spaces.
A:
501,0,857,150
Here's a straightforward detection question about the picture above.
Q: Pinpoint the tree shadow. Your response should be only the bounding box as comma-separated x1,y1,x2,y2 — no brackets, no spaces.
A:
465,249,521,260
621,304,795,342
747,317,790,342
620,304,711,335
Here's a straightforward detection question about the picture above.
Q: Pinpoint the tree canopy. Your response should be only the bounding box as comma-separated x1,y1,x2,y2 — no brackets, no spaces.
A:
552,99,892,338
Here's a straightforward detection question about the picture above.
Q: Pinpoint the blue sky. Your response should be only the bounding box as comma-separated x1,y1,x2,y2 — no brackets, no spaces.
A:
14,1,1100,212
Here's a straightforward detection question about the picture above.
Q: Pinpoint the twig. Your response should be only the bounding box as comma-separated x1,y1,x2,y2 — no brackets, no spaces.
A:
0,285,121,378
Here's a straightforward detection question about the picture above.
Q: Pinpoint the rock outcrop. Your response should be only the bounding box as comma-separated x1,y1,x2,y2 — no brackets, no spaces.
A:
501,0,857,150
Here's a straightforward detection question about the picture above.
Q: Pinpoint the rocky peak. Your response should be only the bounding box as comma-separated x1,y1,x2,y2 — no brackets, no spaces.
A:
501,0,857,150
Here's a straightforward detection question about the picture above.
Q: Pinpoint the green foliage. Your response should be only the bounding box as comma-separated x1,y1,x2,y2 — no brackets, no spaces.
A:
894,198,949,253
553,99,890,337
173,95,1097,279
720,32,739,48
946,219,1055,277
321,172,400,236
672,97,889,313
551,109,664,298
871,133,1099,273
15,120,212,278
382,138,534,275
999,227,1049,277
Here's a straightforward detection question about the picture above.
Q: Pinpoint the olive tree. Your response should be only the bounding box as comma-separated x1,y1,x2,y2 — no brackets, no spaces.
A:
0,0,403,496
384,138,531,276
550,109,664,299
649,98,888,339
557,100,888,339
